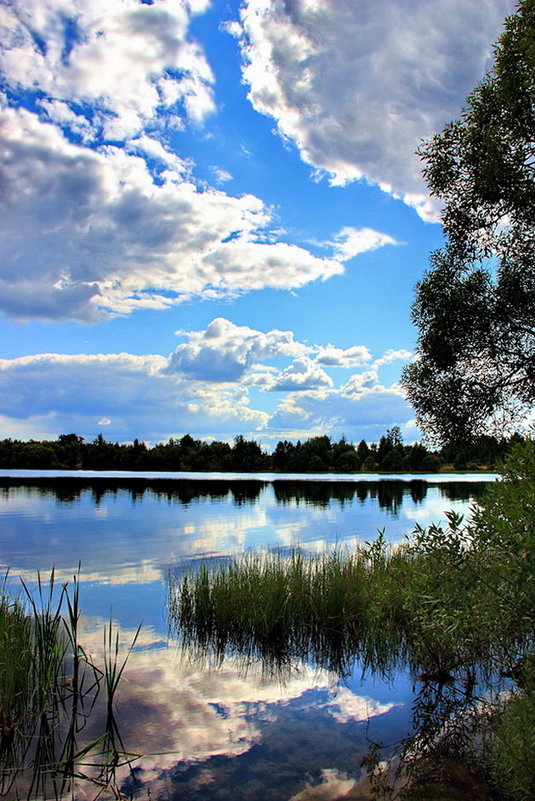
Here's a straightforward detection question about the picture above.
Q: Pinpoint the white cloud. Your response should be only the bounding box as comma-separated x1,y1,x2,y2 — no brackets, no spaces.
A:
62,623,339,793
65,624,396,797
38,99,94,141
168,318,309,381
237,0,515,219
324,686,395,724
332,227,399,261
125,135,189,173
342,371,380,394
167,319,384,394
0,2,352,324
268,381,414,443
0,0,214,139
0,351,268,442
373,348,413,369
315,344,371,368
288,768,381,801
270,357,333,391
211,165,233,184
0,322,416,444
0,108,343,321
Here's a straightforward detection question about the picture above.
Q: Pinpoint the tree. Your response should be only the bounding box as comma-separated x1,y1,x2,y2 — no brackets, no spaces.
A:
402,0,535,446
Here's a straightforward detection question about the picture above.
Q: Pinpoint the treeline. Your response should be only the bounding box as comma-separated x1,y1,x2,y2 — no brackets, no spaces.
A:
0,427,524,473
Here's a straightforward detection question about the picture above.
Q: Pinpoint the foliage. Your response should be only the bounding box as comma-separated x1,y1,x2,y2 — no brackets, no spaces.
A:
492,675,535,801
0,428,522,474
402,0,535,445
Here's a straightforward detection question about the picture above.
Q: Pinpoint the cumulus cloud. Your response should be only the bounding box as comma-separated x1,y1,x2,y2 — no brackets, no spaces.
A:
332,227,400,261
0,108,343,321
237,0,515,218
0,351,268,442
269,357,333,391
373,348,413,369
168,318,309,381
342,371,380,394
0,0,214,139
167,319,379,393
0,324,416,444
125,135,190,172
0,2,352,324
268,379,413,443
315,344,371,368
38,99,94,141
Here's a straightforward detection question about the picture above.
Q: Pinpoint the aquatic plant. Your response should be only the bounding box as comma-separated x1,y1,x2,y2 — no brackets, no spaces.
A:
0,571,138,800
0,586,34,749
171,540,415,678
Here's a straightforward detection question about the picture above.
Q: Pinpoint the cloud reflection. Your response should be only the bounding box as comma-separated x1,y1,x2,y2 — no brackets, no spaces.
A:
74,619,398,796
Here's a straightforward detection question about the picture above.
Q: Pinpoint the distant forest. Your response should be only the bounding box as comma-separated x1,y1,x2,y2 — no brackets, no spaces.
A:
0,427,524,473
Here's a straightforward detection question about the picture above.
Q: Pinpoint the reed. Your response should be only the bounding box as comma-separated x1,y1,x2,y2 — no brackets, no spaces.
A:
0,586,34,747
0,571,137,800
170,540,417,678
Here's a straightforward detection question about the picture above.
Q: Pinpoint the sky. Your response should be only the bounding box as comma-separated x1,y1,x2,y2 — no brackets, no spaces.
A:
0,0,516,448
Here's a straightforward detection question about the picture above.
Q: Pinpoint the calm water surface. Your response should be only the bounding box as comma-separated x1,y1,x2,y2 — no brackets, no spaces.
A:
0,471,496,800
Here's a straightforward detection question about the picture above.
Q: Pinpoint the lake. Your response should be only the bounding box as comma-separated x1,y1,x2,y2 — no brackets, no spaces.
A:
0,470,497,800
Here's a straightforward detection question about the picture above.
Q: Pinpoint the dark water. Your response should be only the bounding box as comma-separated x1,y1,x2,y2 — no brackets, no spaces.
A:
0,472,495,800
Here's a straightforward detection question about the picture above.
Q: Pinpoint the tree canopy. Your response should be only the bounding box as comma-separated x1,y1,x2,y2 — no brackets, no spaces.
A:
402,0,535,446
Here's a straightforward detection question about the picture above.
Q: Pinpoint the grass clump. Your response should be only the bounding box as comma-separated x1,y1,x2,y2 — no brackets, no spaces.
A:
171,540,412,677
0,591,34,745
0,571,138,800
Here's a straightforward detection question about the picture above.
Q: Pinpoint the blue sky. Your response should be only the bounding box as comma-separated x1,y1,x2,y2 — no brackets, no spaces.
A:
0,0,515,448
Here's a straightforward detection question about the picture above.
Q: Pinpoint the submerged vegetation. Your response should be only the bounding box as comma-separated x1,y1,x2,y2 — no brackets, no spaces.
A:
169,440,535,800
0,572,137,800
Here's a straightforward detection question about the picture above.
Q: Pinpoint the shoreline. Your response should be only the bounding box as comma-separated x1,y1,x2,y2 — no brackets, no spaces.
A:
0,468,500,483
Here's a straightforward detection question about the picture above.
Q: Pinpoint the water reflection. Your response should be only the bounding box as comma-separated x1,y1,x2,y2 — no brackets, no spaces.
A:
169,554,511,801
0,599,136,801
0,477,491,627
69,622,410,801
1,604,503,801
0,476,488,514
0,478,269,507
0,476,499,799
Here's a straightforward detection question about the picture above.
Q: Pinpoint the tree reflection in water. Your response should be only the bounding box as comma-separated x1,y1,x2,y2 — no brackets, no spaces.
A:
0,477,489,517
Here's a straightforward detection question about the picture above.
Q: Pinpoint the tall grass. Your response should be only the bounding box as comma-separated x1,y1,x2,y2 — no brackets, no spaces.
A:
169,539,524,681
170,539,429,678
0,572,138,800
0,585,34,749
169,539,529,799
